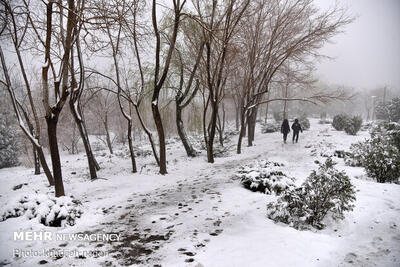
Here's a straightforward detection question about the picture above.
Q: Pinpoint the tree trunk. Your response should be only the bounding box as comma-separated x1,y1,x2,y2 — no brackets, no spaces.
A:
152,104,167,174
264,90,270,124
33,147,40,175
283,82,289,119
69,102,99,179
103,115,113,154
25,111,41,175
206,101,218,163
176,102,196,157
127,120,137,173
71,123,77,154
235,104,239,131
237,110,246,154
247,106,258,146
46,116,65,197
37,147,54,185
283,100,288,120
216,103,226,147
134,105,159,166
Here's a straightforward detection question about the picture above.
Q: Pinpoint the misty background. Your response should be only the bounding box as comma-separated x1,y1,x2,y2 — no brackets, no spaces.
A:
315,0,400,90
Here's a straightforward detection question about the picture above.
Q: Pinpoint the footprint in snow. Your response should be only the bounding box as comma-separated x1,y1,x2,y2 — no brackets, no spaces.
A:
209,229,223,236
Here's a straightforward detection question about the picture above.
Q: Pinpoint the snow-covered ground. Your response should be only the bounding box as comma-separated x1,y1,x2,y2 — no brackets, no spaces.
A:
0,119,399,267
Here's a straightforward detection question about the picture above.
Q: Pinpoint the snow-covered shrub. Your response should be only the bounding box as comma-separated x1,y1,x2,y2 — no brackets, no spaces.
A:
218,126,238,144
267,158,356,230
234,160,295,195
375,97,400,122
346,122,400,183
213,144,232,158
188,134,204,151
299,114,310,130
0,194,83,227
344,142,365,167
361,121,373,131
334,150,352,159
363,122,399,183
115,146,153,159
386,122,400,149
344,116,363,135
261,123,279,133
332,114,350,131
362,136,399,183
224,125,239,138
0,117,19,169
135,148,153,157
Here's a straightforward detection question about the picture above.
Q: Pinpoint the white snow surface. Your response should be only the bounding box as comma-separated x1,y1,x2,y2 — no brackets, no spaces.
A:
0,119,399,267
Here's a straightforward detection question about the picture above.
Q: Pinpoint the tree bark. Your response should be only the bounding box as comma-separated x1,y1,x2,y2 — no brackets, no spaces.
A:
46,116,65,197
127,119,137,173
237,109,246,154
234,97,240,131
176,102,196,157
69,101,100,179
247,106,258,146
22,104,42,175
33,147,40,175
216,102,226,147
103,114,113,154
152,104,167,174
133,105,160,165
206,100,218,163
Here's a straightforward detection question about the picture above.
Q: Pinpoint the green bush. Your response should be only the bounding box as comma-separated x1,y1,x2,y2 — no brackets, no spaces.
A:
344,116,363,135
267,158,356,230
344,142,365,167
332,114,350,131
347,122,400,183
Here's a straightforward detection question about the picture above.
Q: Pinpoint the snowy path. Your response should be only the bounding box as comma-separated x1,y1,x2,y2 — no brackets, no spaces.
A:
79,152,272,266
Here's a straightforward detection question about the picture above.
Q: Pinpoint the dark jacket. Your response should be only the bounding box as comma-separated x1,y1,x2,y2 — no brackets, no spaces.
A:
281,120,290,134
291,122,303,133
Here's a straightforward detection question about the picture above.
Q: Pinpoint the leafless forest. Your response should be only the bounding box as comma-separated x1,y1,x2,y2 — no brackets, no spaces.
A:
1,0,392,198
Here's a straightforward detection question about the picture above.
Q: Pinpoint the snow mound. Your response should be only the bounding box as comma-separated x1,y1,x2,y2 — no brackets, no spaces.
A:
234,160,295,195
0,194,83,227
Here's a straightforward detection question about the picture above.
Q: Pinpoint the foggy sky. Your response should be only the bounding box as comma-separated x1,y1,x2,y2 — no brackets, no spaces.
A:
315,0,400,91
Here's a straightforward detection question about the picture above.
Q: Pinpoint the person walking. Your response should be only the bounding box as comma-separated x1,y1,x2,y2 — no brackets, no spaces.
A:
281,119,290,144
291,118,303,143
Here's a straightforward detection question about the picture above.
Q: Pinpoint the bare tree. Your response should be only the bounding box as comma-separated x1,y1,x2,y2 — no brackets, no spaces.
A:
39,0,82,196
233,0,353,154
192,0,250,163
68,19,101,179
150,0,186,173
172,19,205,157
86,83,117,155
0,1,54,185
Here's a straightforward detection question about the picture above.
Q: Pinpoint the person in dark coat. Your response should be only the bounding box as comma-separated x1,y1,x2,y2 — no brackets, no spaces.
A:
291,118,303,143
281,119,290,144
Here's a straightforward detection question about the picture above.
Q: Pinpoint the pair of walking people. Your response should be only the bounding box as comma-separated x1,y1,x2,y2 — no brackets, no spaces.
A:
281,118,303,144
